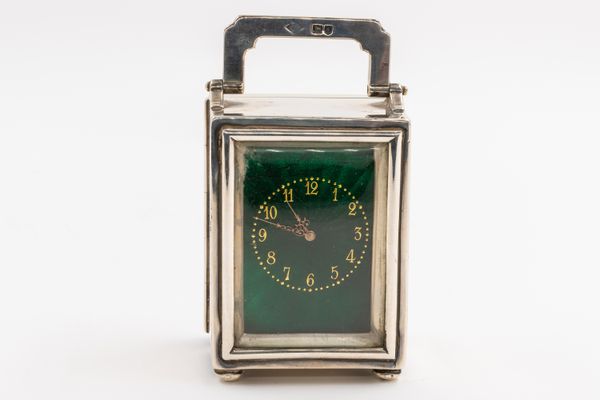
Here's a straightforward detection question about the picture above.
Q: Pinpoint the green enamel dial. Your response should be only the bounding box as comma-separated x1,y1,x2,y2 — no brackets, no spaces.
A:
242,145,375,334
251,177,370,292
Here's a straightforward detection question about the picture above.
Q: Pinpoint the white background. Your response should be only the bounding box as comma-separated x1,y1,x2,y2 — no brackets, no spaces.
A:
1,0,599,399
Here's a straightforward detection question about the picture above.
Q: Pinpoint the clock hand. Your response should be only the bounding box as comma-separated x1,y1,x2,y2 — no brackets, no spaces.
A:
286,201,302,223
285,202,316,242
303,228,316,242
253,216,305,237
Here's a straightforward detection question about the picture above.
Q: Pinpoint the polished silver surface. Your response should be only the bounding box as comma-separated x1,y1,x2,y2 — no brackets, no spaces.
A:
223,16,391,96
205,15,410,380
221,95,389,118
373,369,402,380
214,370,243,382
227,133,392,354
206,107,410,373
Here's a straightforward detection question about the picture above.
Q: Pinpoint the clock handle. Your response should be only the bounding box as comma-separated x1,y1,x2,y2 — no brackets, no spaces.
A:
222,16,391,97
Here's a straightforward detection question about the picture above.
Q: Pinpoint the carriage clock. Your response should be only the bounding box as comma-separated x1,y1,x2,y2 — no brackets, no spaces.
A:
205,16,409,381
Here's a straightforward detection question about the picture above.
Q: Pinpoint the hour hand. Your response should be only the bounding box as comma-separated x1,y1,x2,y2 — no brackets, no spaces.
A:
285,202,316,241
286,201,302,223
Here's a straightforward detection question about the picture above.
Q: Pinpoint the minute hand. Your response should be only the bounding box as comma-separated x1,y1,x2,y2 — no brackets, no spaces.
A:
253,216,303,236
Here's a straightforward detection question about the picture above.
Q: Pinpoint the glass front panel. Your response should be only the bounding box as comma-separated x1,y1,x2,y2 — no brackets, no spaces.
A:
237,143,377,335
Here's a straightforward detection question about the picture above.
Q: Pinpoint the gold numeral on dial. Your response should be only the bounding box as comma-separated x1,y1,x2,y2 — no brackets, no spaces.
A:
305,180,318,195
353,227,362,241
267,250,276,265
283,266,291,281
346,249,356,263
283,188,294,203
258,228,267,242
348,202,357,216
330,266,339,280
306,272,315,287
332,187,338,202
263,205,278,220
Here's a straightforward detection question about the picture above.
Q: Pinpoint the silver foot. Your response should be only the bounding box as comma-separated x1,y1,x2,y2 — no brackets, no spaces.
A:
373,369,401,380
215,369,243,382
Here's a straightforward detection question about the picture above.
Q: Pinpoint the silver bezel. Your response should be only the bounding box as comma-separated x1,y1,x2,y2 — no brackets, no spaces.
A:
207,115,409,371
228,131,391,357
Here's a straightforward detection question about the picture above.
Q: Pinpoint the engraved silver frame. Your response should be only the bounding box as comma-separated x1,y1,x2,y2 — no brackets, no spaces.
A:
207,116,409,372
229,132,391,354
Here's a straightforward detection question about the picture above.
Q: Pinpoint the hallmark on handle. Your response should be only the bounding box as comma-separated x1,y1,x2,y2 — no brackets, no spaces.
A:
311,23,334,36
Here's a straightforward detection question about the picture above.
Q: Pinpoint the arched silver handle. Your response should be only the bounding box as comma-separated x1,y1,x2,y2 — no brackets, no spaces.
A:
222,16,391,96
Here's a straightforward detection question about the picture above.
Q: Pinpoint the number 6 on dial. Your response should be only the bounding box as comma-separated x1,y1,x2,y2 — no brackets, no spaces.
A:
306,273,315,287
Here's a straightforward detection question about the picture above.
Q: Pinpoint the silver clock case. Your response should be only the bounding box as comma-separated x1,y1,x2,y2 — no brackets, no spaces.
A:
205,89,410,377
